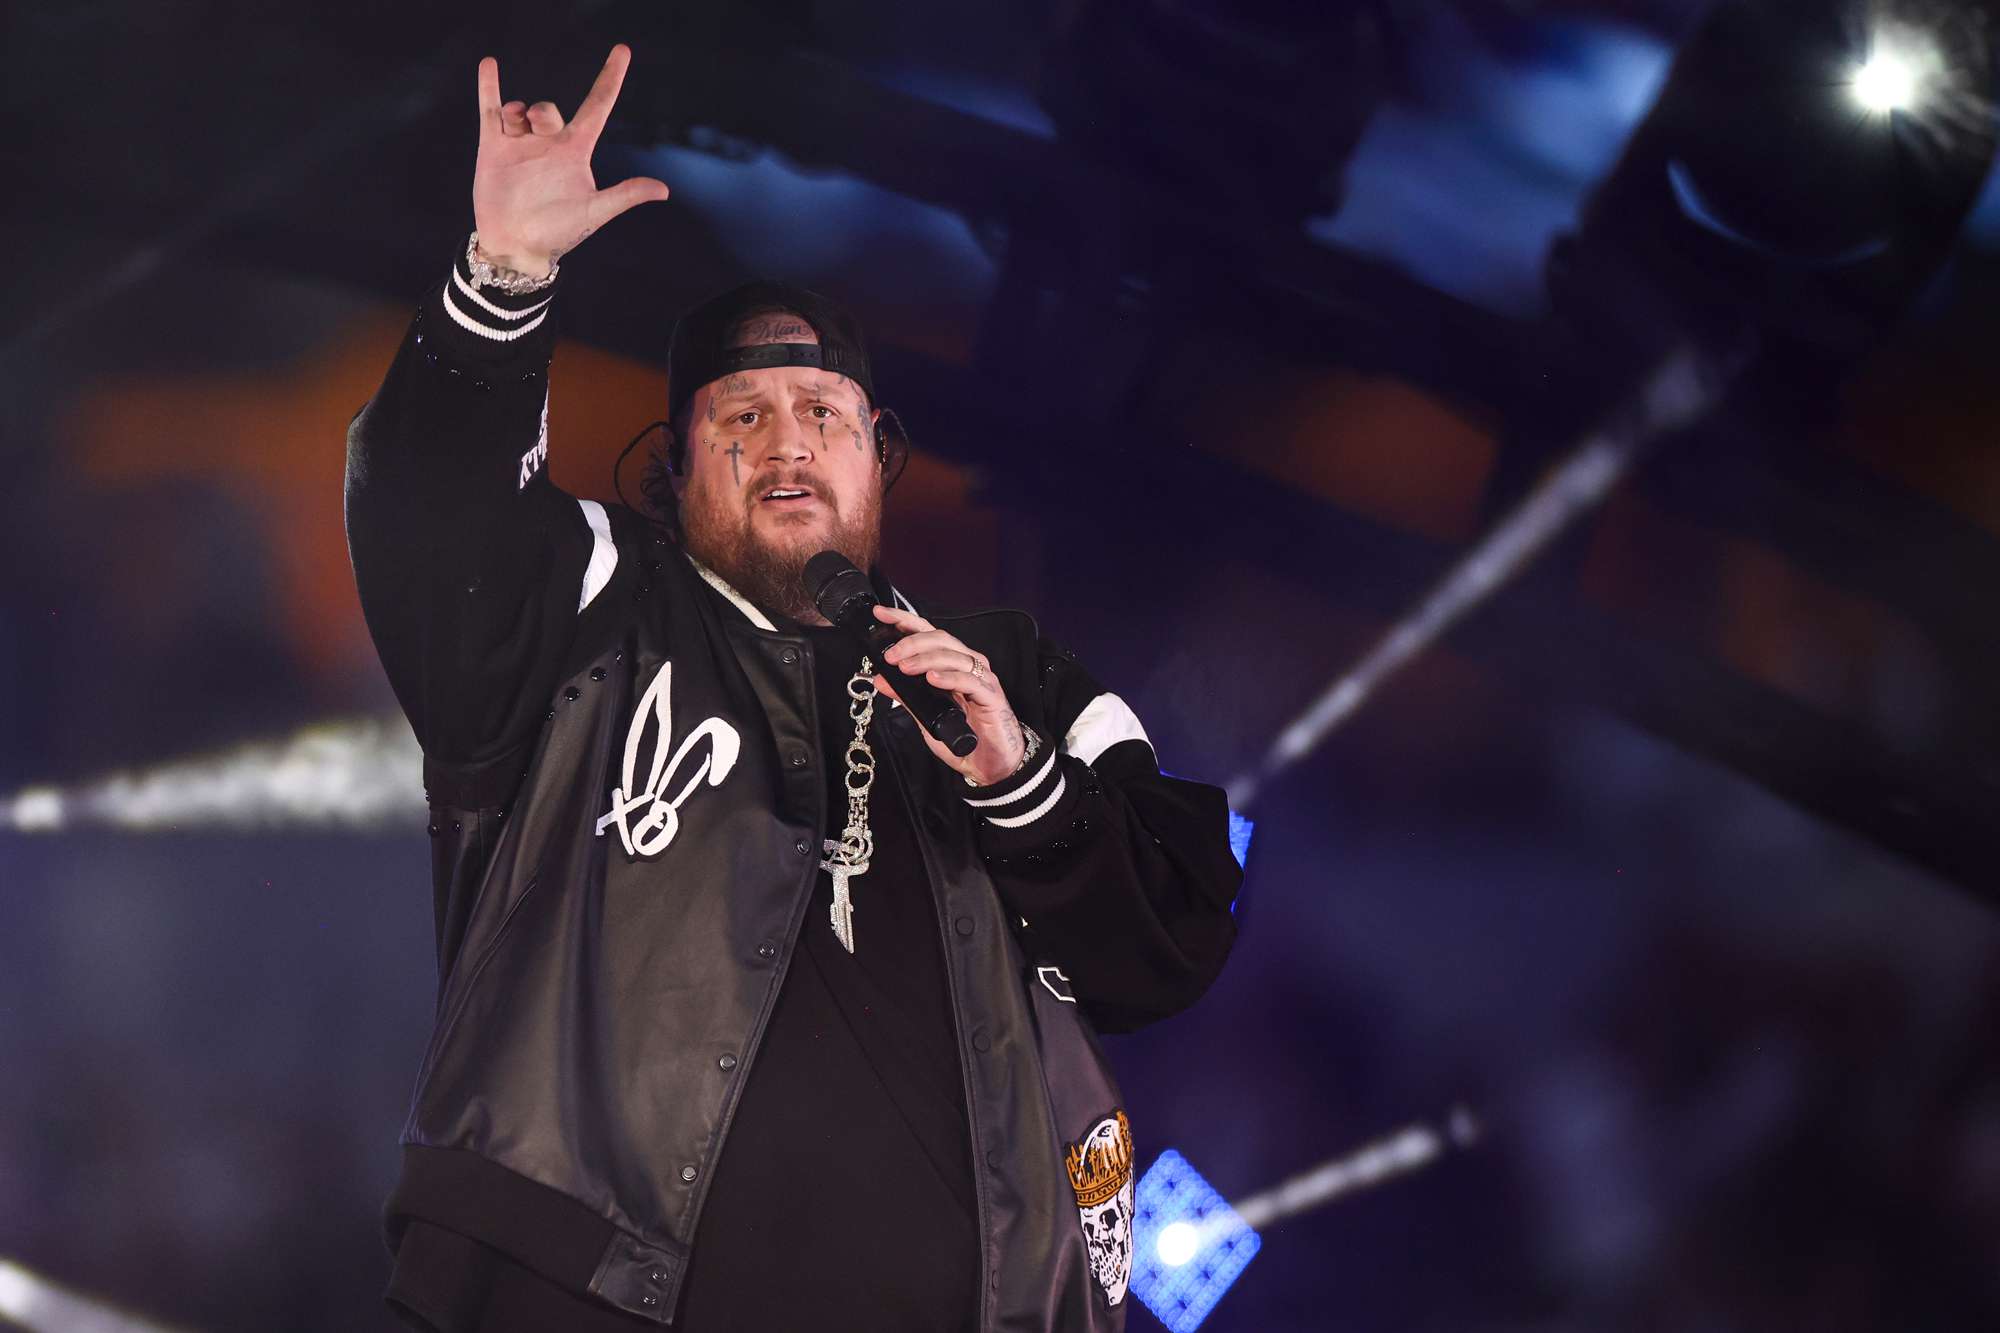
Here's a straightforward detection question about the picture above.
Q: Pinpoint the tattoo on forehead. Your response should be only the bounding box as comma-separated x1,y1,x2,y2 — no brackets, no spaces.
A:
735,317,813,343
722,373,754,396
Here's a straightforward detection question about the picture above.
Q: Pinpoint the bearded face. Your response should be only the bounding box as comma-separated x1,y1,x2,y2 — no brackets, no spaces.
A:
672,320,882,624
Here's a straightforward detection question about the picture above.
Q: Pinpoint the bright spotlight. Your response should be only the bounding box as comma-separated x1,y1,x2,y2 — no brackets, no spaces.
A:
0,1255,190,1331
0,717,424,834
1851,28,1940,115
1853,49,1918,111
1131,1150,1260,1332
1156,1221,1200,1267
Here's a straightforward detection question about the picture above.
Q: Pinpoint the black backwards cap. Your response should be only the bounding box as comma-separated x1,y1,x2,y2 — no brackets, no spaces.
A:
664,279,880,476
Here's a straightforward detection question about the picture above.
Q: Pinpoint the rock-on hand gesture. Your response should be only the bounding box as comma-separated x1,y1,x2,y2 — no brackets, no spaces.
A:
472,43,669,276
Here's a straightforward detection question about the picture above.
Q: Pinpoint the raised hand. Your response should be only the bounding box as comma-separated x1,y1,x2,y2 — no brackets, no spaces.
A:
472,44,669,276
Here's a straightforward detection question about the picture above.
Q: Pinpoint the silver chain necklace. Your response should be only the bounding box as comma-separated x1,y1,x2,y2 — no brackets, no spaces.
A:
819,656,878,953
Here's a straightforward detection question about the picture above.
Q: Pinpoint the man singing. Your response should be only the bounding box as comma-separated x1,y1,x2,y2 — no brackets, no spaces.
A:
344,43,1242,1332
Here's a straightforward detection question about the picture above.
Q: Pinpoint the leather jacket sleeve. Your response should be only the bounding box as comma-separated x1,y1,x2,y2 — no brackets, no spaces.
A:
967,637,1242,1035
343,244,598,788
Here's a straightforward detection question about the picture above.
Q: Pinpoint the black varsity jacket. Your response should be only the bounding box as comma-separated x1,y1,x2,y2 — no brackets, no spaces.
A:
341,244,1244,1328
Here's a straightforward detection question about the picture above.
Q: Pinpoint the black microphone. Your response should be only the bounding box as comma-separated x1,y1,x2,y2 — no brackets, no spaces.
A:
805,552,978,757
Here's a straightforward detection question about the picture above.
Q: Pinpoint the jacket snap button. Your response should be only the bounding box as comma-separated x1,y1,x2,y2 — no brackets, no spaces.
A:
780,648,800,665
972,1029,990,1053
563,685,580,702
986,1148,1001,1169
756,942,777,960
641,1294,658,1308
680,1164,699,1183
791,752,807,768
795,839,811,856
719,1053,738,1071
954,916,974,937
589,666,606,681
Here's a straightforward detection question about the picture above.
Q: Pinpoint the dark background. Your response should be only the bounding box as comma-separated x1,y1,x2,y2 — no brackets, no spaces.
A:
3,1,1998,1330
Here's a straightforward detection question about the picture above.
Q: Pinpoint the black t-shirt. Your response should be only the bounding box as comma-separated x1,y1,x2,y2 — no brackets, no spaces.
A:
388,623,979,1333
672,623,978,1329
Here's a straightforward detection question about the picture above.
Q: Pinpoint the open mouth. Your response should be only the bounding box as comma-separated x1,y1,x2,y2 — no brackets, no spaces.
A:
758,486,820,509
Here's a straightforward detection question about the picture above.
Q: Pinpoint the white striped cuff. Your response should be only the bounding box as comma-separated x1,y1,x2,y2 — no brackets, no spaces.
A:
439,241,557,344
964,739,1068,833
983,772,1067,829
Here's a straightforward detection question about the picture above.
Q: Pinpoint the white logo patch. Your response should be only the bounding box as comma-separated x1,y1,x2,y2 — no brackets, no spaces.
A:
518,393,550,489
1066,1110,1135,1307
595,661,741,859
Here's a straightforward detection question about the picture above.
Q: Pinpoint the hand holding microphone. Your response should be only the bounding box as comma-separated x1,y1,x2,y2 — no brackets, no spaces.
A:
807,553,1038,786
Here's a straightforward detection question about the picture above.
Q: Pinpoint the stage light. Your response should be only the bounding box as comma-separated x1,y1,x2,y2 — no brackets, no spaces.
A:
1156,1220,1200,1267
0,717,425,834
7,787,64,832
1127,1113,1479,1326
1852,44,1921,112
1226,810,1254,869
1551,0,1998,354
1226,349,1728,809
0,1256,186,1332
1851,25,1943,116
1129,1150,1260,1333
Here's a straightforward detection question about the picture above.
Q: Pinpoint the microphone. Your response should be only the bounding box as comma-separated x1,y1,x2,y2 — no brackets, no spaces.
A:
805,552,978,757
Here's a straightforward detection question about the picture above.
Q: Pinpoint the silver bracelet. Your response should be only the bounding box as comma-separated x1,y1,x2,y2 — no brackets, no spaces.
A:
466,231,560,295
966,725,1040,788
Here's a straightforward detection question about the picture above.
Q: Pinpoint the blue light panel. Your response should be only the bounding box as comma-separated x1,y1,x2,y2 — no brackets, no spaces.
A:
1129,1150,1261,1333
1226,810,1254,870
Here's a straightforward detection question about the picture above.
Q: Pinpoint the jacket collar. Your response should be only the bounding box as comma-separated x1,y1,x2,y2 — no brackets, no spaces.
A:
687,555,778,631
685,552,914,633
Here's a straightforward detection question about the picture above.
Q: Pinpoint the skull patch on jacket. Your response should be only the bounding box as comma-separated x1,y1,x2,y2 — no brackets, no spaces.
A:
1065,1109,1135,1305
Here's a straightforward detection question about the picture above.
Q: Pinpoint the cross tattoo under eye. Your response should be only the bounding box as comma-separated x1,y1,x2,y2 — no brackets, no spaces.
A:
725,439,744,484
